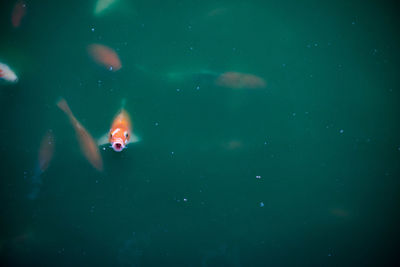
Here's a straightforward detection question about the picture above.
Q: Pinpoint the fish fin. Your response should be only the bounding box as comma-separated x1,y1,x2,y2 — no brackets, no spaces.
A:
97,132,110,146
128,132,140,144
56,98,73,117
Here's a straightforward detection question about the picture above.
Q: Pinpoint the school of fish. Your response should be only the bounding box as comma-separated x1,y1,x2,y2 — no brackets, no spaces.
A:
1,0,267,200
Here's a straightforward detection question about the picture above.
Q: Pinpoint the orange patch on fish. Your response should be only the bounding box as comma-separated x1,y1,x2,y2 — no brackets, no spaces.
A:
109,109,132,152
11,1,27,28
87,44,122,71
215,71,266,89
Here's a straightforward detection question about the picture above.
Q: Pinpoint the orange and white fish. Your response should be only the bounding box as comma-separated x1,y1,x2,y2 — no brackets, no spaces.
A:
57,98,103,171
98,99,139,152
0,62,18,83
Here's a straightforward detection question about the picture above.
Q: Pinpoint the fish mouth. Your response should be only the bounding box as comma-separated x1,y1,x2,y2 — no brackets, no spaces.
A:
112,141,125,152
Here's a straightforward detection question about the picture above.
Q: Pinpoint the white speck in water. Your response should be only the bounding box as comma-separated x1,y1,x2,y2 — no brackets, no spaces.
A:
260,202,264,207
155,122,159,126
91,27,95,32
176,88,180,92
102,147,106,151
189,47,193,51
109,66,113,71
196,85,200,90
292,112,296,116
256,176,261,179
264,141,268,145
171,151,174,155
339,129,344,134
183,198,187,202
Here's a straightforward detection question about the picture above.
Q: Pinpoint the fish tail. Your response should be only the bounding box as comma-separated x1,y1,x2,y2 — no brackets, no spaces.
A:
56,98,73,117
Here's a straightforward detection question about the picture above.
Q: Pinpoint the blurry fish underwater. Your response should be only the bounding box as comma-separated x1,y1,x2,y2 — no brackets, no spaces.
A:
57,98,103,171
94,0,119,15
164,69,266,89
98,99,139,152
87,43,122,71
0,62,18,83
27,130,55,200
215,71,266,89
11,0,27,28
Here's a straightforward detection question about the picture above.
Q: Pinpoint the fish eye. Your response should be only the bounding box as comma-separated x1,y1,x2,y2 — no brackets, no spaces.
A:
125,132,129,138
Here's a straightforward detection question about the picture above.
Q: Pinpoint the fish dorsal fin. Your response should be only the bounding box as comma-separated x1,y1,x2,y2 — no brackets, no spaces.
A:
97,132,110,146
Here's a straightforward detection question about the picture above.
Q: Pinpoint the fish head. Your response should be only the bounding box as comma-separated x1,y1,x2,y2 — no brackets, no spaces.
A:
109,128,130,152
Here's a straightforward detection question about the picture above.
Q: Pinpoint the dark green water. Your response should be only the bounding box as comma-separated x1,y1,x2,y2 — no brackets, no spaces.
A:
1,0,399,266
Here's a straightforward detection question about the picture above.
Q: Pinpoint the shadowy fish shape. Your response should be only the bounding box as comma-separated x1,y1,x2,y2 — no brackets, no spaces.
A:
215,71,266,89
87,44,122,71
28,129,55,200
98,99,139,152
11,1,27,28
0,62,18,83
94,0,119,15
57,98,103,171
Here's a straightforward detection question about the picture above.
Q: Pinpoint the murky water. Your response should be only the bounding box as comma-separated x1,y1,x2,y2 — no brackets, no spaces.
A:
0,0,399,265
